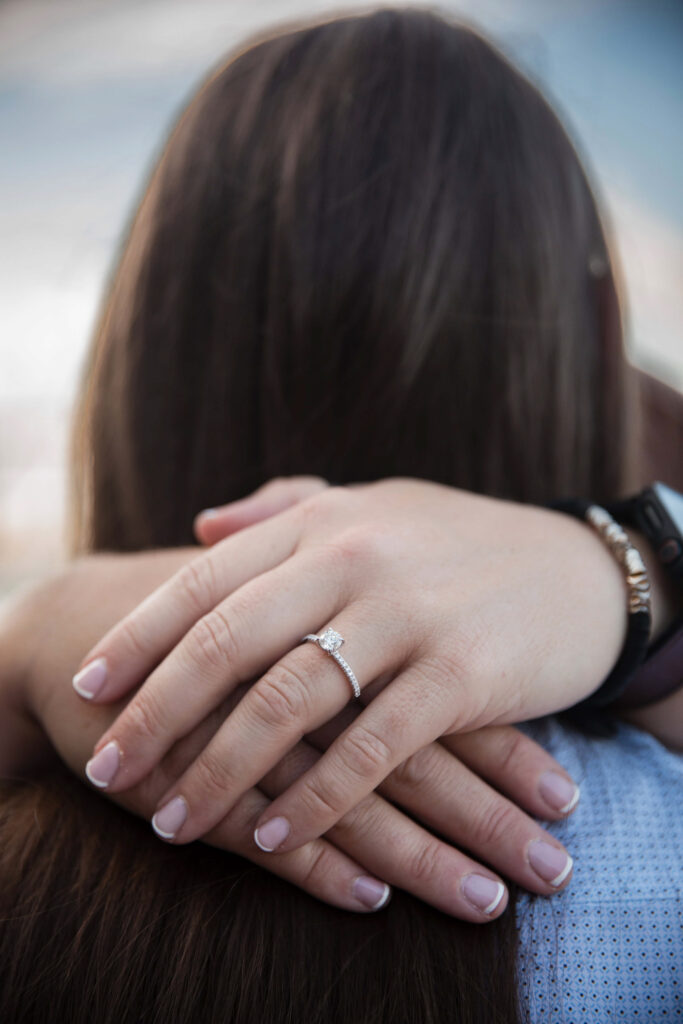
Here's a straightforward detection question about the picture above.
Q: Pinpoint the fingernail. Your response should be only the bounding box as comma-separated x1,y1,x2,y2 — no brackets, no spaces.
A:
528,840,573,887
152,796,188,840
254,816,290,852
85,741,120,788
539,771,580,814
72,657,107,699
463,874,506,915
353,876,392,910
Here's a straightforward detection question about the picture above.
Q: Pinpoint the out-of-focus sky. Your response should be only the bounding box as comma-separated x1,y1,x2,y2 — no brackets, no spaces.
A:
1,0,681,593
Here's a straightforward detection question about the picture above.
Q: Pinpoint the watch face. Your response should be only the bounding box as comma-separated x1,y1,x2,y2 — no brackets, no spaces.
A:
654,482,683,530
650,482,683,569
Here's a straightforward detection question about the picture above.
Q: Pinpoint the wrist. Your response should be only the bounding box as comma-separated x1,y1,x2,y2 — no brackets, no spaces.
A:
544,501,648,714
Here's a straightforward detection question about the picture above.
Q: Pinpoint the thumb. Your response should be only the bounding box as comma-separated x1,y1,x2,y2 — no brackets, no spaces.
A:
194,476,329,545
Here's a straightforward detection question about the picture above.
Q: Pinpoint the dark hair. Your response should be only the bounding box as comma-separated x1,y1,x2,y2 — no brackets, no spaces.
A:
72,5,633,552
3,7,634,1023
0,772,520,1024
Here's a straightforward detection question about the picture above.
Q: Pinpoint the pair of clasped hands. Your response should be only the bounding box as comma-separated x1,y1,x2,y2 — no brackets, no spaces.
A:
64,478,629,921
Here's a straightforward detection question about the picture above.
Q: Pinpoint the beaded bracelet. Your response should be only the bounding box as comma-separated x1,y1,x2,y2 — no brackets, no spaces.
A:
551,499,652,709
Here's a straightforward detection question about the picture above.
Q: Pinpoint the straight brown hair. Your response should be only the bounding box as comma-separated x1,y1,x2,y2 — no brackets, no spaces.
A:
2,7,634,1022
71,5,633,552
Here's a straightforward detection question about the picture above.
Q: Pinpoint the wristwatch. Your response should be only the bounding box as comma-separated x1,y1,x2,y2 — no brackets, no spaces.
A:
606,482,683,709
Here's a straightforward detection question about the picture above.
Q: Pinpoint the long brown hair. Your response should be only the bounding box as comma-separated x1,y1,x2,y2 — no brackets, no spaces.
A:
2,7,634,1022
72,5,633,552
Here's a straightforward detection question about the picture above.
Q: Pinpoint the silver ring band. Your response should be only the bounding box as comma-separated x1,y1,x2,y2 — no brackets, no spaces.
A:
302,628,361,699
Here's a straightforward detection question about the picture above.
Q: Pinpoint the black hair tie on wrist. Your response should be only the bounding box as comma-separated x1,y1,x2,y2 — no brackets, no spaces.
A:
548,498,652,732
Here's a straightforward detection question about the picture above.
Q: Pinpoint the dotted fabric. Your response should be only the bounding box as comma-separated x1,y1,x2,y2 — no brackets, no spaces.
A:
515,715,683,1023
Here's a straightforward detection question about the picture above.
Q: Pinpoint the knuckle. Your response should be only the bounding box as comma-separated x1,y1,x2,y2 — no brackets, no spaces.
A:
326,526,382,571
116,615,149,660
296,776,346,821
124,690,166,745
390,746,437,792
438,620,493,683
266,476,288,490
195,747,234,799
314,484,359,517
333,794,382,844
338,725,393,780
176,557,217,617
296,487,336,530
406,838,443,885
300,843,336,891
492,729,531,780
250,663,314,728
187,608,238,672
471,798,519,850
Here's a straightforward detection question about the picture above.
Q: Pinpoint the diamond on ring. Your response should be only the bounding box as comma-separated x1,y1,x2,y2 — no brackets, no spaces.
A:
302,629,361,700
318,628,344,653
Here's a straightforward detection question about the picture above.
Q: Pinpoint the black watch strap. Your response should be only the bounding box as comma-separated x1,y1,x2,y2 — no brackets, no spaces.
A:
615,615,683,709
606,482,683,587
553,483,683,713
604,482,683,709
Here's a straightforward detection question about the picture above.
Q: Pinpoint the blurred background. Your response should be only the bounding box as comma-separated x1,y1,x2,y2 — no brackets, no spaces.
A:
1,0,682,596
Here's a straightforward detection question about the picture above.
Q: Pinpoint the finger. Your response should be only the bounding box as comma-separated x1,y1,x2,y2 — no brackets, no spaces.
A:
84,547,354,793
72,505,305,703
210,789,394,913
258,743,508,922
305,713,574,895
107,691,391,914
442,726,581,820
195,476,328,545
380,742,574,895
145,607,413,843
252,665,450,853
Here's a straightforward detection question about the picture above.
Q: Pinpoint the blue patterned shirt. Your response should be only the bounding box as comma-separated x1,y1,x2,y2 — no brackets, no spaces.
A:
516,716,683,1022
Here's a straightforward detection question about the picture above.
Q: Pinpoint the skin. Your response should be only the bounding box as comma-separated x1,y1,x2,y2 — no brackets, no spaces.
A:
47,481,682,859
75,479,634,854
1,477,679,919
2,547,581,922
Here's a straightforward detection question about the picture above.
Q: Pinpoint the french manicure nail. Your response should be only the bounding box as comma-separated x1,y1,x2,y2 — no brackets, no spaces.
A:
85,741,120,788
528,840,573,887
463,874,506,915
254,816,290,852
152,797,188,840
353,876,392,910
72,657,107,699
539,771,580,814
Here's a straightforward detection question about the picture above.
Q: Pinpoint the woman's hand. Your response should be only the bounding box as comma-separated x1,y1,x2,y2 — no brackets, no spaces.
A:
73,478,616,860
2,552,580,921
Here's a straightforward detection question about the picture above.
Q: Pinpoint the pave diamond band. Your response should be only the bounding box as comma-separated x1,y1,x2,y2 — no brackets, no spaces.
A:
302,629,361,699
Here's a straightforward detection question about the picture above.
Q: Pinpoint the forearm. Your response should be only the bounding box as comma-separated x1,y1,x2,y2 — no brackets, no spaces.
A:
2,517,681,781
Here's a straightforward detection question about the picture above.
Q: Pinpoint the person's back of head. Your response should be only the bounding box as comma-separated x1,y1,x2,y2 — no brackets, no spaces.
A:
74,4,632,554
2,7,634,1023
0,771,520,1023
